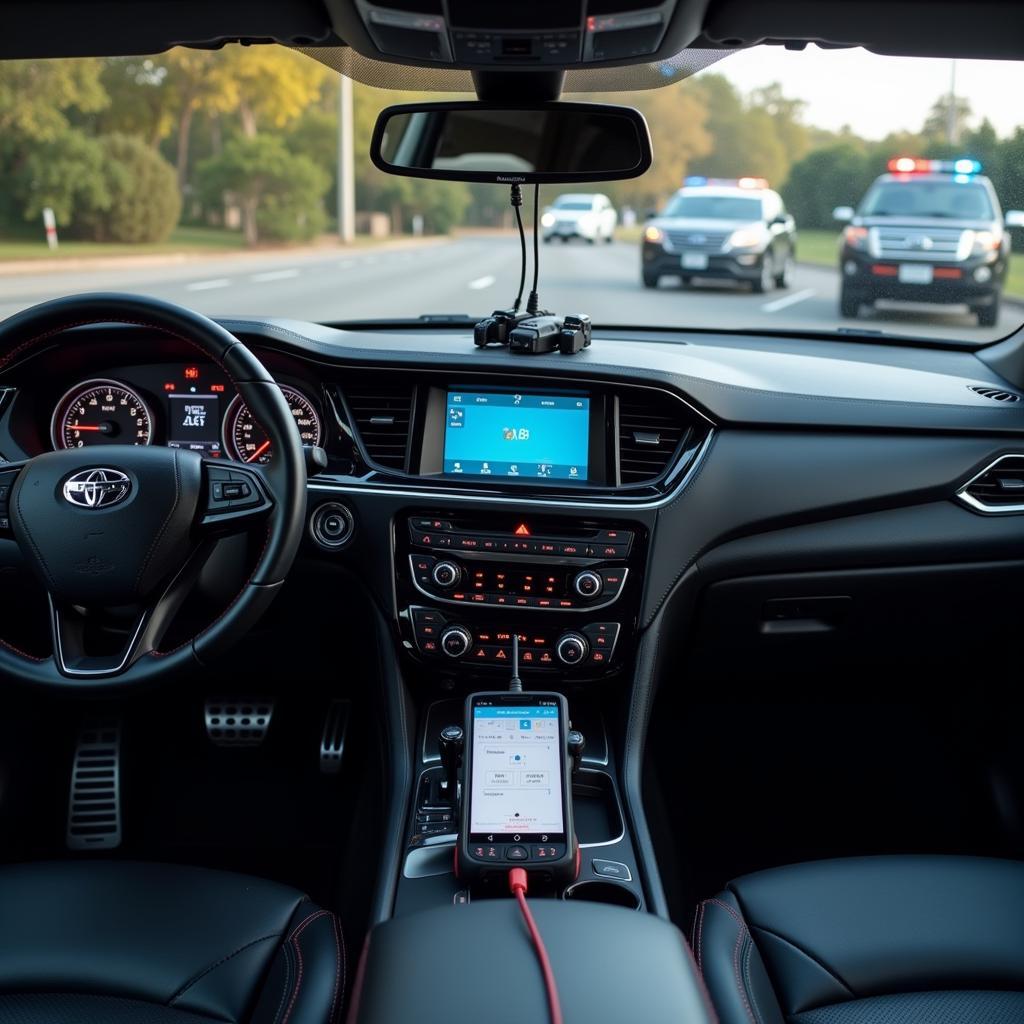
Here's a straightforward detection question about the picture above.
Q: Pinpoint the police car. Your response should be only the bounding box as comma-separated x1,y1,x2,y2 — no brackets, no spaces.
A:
834,158,1024,326
641,177,797,292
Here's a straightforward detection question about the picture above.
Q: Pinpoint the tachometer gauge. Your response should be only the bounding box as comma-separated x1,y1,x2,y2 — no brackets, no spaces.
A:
52,379,153,449
223,386,322,465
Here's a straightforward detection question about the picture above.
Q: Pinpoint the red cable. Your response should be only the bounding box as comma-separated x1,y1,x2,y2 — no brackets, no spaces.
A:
509,868,564,1024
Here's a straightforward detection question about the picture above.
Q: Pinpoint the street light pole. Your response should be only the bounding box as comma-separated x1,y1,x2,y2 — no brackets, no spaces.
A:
947,59,958,146
337,73,355,244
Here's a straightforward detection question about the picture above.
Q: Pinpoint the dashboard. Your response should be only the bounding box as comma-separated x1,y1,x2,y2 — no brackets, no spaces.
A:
2,317,1024,681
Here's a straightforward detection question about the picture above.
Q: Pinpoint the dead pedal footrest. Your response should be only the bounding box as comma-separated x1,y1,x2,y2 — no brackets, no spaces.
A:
67,720,122,851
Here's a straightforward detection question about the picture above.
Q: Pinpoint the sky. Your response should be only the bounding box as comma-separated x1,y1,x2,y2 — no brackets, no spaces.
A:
701,45,1024,141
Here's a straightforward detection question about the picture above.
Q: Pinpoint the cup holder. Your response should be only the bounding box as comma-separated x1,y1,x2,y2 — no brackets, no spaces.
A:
562,880,641,910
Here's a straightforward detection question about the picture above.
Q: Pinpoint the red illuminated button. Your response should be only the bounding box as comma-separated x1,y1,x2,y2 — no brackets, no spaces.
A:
590,651,607,664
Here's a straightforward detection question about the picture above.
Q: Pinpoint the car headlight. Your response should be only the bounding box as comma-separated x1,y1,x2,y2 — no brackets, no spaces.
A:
843,225,869,252
541,212,556,228
969,229,1000,256
727,228,762,250
644,225,665,244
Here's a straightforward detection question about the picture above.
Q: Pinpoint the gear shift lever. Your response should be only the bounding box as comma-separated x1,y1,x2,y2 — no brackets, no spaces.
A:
567,729,585,777
439,724,464,806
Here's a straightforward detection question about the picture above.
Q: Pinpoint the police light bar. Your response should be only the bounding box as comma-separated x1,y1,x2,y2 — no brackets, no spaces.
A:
887,157,982,175
684,176,769,189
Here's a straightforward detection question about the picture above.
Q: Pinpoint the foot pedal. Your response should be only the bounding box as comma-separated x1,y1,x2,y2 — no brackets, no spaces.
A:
67,720,122,851
320,700,351,774
205,699,274,747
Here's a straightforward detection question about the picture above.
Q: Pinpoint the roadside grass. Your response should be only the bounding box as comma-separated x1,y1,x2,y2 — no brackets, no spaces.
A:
0,226,249,261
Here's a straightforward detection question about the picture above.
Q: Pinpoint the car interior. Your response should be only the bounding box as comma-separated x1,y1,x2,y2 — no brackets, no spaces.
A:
2,2,1024,1023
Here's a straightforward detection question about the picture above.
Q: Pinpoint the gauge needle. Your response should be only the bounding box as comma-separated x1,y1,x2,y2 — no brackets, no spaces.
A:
246,441,271,463
70,425,103,431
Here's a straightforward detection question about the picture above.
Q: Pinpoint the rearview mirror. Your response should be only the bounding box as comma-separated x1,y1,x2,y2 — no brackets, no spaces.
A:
370,101,652,184
832,205,855,223
1005,209,1024,229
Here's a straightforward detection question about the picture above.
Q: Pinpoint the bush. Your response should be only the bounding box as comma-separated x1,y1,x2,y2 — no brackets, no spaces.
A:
78,134,181,242
197,135,329,244
782,144,872,231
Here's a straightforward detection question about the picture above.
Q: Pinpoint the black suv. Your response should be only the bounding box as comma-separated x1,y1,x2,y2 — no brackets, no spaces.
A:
835,158,1024,326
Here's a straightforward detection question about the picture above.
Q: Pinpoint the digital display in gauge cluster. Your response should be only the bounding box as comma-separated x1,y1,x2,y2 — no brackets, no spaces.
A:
165,365,227,456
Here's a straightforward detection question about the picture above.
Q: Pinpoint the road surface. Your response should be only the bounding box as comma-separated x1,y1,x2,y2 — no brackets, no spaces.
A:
0,234,1017,343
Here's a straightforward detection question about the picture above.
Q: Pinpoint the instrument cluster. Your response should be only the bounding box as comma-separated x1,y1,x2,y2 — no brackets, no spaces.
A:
49,362,323,465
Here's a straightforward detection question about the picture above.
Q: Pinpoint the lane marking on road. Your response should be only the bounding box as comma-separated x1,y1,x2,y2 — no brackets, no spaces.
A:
761,288,815,313
186,278,231,291
251,268,300,282
468,274,496,290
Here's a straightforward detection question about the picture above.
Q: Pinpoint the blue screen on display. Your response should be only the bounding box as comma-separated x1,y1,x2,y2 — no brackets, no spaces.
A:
443,391,589,481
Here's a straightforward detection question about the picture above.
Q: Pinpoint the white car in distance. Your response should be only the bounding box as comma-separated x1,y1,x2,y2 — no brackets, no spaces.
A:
541,193,618,244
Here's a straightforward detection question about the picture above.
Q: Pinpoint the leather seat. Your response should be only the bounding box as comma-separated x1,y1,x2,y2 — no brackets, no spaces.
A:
0,861,344,1024
694,855,1024,1024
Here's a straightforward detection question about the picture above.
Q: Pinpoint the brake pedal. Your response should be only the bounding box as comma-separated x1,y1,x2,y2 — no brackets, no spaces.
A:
205,699,274,747
320,700,351,774
67,720,122,851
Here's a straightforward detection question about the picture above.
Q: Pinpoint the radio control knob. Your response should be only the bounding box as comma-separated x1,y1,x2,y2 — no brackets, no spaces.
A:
556,632,589,666
440,625,473,659
573,570,603,599
432,560,462,589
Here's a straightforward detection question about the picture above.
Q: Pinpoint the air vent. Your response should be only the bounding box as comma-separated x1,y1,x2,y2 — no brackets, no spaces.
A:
959,454,1024,513
343,380,414,471
969,385,1021,403
617,391,693,485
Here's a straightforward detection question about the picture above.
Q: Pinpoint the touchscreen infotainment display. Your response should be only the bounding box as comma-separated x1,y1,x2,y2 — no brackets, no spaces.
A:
443,390,589,481
470,703,565,841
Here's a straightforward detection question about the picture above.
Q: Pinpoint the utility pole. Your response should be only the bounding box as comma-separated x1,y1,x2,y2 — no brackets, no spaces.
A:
947,59,959,146
337,73,355,244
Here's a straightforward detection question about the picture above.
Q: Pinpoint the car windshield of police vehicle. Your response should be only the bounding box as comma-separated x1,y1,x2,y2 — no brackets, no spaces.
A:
2,46,1024,347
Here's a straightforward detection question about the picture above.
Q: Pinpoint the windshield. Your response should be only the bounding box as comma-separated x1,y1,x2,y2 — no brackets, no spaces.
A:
1,46,1023,345
663,195,762,220
861,180,995,219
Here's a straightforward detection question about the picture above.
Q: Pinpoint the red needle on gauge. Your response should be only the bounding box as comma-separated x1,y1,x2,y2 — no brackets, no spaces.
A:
70,425,103,431
246,440,271,463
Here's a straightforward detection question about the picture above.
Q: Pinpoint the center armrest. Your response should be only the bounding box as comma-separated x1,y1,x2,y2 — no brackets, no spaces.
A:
349,899,711,1024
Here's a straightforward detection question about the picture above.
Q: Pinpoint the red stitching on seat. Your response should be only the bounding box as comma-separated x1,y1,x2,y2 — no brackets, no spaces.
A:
281,909,332,1024
702,898,759,1024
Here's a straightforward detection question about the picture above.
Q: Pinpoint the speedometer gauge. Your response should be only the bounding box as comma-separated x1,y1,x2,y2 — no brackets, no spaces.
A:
223,386,322,465
52,379,153,449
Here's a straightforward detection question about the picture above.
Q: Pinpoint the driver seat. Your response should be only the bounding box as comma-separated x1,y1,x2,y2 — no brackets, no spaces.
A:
0,861,344,1024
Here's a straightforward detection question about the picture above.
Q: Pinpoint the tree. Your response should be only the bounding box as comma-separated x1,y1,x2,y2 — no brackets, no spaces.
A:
78,135,181,242
923,94,973,145
782,143,871,230
0,59,107,143
197,135,329,244
16,130,111,226
218,46,330,138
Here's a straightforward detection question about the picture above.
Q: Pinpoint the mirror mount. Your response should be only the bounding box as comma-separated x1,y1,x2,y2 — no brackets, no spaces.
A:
472,69,565,103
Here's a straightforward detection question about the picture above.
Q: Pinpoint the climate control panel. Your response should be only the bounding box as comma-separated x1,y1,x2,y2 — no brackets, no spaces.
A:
409,606,621,672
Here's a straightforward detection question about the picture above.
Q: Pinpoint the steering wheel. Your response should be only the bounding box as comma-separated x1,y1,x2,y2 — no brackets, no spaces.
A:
0,294,306,690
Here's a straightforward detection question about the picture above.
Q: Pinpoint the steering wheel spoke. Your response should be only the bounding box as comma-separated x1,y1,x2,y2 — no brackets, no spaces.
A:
199,460,274,532
47,539,220,677
0,461,27,537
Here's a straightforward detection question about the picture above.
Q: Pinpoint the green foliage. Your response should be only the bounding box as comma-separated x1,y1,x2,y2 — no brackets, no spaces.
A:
0,59,108,143
782,144,872,230
78,135,181,242
17,130,111,225
197,135,329,243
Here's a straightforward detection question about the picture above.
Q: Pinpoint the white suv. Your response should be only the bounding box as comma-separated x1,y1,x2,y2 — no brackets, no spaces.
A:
541,193,618,244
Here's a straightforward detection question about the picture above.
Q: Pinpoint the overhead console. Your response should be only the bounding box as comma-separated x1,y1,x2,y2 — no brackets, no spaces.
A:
351,0,679,66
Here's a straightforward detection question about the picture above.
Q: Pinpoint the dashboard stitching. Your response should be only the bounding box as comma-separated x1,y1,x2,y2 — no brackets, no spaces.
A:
216,320,1021,414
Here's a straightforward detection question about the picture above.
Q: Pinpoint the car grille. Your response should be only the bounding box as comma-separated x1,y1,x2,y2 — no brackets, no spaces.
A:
873,226,965,261
664,230,729,253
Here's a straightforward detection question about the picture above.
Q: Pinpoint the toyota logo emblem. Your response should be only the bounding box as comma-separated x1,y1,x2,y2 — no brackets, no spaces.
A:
62,468,132,509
